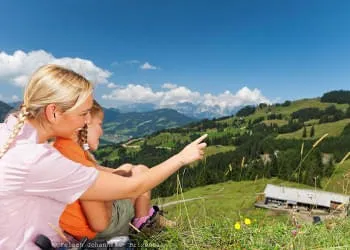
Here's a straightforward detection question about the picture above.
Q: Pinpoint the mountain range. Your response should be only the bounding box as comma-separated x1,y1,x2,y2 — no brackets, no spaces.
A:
102,107,196,143
0,101,196,143
0,101,13,121
110,102,241,119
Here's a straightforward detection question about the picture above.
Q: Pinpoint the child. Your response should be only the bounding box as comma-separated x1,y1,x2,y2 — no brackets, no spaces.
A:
54,100,172,241
0,64,207,249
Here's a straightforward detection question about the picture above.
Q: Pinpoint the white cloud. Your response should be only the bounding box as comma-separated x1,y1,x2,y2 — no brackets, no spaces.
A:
103,84,163,103
202,87,270,110
126,60,140,64
160,86,201,106
111,61,119,67
140,62,158,70
11,95,19,101
0,93,21,102
107,83,118,88
162,83,178,89
111,60,140,67
102,84,270,112
0,50,112,87
272,97,282,103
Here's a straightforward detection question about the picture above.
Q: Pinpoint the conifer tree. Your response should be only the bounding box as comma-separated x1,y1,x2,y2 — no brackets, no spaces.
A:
310,125,315,137
302,126,307,138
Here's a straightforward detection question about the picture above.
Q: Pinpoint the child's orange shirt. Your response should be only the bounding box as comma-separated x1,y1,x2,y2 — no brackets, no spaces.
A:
54,137,97,240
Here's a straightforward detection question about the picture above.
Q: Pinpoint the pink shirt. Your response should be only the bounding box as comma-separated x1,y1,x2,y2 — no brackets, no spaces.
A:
0,115,99,250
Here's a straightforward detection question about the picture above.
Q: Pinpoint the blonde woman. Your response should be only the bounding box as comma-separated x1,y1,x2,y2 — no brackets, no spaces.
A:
0,64,207,249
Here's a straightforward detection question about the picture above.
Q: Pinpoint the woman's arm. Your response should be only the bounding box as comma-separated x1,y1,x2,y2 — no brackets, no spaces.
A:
79,164,133,232
80,134,207,201
81,164,133,232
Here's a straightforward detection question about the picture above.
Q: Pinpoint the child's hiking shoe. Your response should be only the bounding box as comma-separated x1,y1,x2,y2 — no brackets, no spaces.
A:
158,213,177,228
132,206,176,235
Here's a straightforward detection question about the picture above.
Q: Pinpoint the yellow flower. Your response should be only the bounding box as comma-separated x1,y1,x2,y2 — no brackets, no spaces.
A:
244,218,251,225
234,222,241,230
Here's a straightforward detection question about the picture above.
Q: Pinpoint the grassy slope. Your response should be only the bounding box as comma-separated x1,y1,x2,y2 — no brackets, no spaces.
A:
143,177,350,249
204,145,236,157
100,98,350,248
252,99,348,119
155,178,308,222
262,119,289,127
277,119,350,140
120,98,348,148
147,132,191,147
234,98,349,122
322,159,350,194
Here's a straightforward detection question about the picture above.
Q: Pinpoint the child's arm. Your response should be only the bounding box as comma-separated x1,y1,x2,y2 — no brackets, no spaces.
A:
96,163,133,176
80,200,112,233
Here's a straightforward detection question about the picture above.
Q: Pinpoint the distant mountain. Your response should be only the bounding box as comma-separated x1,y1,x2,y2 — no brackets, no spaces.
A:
115,103,157,113
1,101,195,144
169,102,241,119
7,101,22,108
0,101,13,122
103,107,121,123
110,102,241,119
101,108,196,143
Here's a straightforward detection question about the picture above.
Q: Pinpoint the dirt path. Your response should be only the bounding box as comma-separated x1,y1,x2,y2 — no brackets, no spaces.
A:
158,187,225,208
159,197,205,208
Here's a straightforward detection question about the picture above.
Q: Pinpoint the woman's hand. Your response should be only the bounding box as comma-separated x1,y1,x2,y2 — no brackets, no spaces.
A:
176,134,208,166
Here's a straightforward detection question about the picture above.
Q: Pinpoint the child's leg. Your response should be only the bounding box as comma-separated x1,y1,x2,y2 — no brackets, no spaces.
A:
130,165,151,218
128,165,154,228
95,200,134,240
129,164,176,232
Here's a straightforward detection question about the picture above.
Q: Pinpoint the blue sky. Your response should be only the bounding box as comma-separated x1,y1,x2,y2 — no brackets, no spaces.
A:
1,0,350,113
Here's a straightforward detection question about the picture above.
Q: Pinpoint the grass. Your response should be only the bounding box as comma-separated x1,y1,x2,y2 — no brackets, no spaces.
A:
155,178,309,222
204,145,236,157
322,159,350,194
277,119,350,140
262,119,289,127
243,98,349,122
147,132,191,147
304,119,319,126
134,177,350,249
136,217,350,249
127,138,144,146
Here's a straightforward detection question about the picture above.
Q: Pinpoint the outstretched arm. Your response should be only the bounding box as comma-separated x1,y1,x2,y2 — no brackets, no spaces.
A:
80,134,207,201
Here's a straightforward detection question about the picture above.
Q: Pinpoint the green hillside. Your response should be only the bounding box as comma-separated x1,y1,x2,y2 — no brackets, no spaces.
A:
97,91,350,200
277,119,350,140
101,108,196,143
156,178,307,221
322,159,350,194
96,91,350,247
133,178,350,249
246,98,349,121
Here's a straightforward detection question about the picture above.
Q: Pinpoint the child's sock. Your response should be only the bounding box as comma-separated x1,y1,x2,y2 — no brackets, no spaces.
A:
132,207,155,229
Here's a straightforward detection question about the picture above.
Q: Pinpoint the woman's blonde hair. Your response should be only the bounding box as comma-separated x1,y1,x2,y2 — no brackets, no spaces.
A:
78,100,104,164
0,64,94,159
